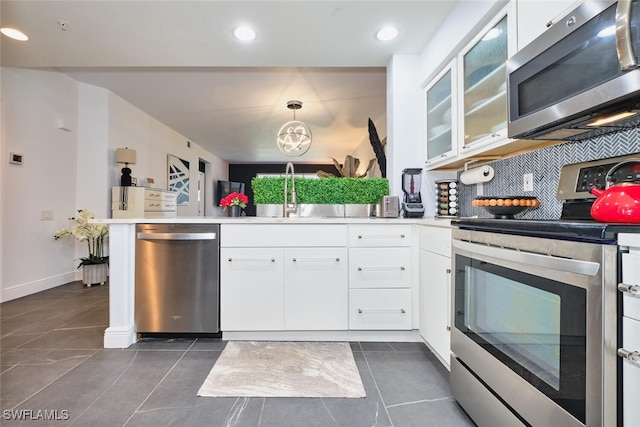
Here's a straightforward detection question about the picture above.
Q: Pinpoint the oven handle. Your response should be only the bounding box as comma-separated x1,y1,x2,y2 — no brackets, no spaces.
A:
452,239,600,276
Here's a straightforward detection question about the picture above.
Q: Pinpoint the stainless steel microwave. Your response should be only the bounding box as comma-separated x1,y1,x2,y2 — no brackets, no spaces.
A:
507,0,640,141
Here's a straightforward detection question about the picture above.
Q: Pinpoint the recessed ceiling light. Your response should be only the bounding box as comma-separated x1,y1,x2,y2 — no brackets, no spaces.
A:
0,27,29,41
376,26,398,41
234,26,256,41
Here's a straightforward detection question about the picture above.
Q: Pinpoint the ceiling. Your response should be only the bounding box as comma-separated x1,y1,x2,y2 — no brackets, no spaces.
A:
1,1,459,164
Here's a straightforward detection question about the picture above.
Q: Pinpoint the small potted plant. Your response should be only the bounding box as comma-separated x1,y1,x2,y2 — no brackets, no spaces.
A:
220,192,248,217
54,209,109,286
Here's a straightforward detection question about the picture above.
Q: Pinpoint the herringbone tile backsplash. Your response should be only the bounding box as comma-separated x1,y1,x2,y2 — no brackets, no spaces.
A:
457,128,640,219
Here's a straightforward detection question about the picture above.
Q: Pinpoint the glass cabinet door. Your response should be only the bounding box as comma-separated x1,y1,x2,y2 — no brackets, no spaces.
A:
426,61,455,163
461,14,508,147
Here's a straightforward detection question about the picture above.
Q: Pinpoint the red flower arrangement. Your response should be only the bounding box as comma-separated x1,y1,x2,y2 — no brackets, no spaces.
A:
220,192,248,210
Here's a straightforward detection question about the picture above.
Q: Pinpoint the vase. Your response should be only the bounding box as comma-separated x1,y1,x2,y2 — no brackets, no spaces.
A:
229,205,242,217
82,263,108,286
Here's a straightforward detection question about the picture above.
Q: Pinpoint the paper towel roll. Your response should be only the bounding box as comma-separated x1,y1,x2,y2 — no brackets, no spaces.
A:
460,165,495,185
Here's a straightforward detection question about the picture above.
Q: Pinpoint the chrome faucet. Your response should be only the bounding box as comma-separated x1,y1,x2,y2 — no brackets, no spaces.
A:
283,162,297,217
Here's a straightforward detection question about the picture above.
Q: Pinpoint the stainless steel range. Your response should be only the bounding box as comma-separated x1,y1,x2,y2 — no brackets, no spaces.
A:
451,154,640,427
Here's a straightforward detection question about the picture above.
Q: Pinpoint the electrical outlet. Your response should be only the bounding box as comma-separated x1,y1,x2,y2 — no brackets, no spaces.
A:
40,210,53,221
476,182,484,196
523,173,533,192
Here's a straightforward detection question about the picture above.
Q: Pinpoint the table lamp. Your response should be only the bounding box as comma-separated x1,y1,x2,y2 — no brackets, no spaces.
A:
116,148,137,186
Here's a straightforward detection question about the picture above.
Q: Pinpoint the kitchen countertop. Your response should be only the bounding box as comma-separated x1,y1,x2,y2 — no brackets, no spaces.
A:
93,216,453,227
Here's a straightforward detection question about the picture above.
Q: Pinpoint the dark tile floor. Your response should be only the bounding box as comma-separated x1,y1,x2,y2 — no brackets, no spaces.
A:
0,281,476,427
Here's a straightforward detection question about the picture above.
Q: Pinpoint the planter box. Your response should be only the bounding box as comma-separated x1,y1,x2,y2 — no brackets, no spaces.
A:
82,263,108,286
256,204,373,218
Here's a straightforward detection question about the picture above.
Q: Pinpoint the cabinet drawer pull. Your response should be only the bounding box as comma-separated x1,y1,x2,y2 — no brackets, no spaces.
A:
357,234,405,239
357,308,406,314
293,257,340,262
618,348,640,365
228,258,275,263
357,266,405,271
618,283,640,296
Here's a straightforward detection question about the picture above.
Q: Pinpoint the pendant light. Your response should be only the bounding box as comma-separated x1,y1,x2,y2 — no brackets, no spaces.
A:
276,100,312,156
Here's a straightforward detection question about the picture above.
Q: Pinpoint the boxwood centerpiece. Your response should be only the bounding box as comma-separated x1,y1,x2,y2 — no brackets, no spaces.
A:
252,176,389,217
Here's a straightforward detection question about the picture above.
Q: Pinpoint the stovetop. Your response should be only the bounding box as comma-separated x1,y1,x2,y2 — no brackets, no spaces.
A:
452,218,640,244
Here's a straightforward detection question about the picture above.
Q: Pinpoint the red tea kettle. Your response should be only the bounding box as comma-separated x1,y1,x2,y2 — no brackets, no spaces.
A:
590,159,640,223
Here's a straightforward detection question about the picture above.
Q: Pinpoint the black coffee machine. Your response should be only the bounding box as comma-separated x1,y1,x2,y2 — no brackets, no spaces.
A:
402,168,425,218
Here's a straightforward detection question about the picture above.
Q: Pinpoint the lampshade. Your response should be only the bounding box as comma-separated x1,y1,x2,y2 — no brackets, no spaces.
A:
277,101,312,157
116,148,137,164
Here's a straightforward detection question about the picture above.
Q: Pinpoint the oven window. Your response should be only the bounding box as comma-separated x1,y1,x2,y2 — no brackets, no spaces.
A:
466,267,562,390
455,255,587,423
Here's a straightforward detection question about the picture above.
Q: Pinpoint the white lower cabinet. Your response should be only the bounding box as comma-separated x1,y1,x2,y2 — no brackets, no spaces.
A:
220,223,417,333
418,225,453,367
419,249,451,365
220,247,285,331
284,247,348,330
349,288,412,330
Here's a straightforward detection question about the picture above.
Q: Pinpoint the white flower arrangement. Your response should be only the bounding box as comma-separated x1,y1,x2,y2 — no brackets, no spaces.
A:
54,209,109,267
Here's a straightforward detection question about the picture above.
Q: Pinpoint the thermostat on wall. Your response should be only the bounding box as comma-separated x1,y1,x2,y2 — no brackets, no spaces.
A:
9,152,23,165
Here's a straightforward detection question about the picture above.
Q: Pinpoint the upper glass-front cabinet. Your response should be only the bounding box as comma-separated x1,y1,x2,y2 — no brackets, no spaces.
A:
425,2,516,169
426,60,456,162
461,15,508,147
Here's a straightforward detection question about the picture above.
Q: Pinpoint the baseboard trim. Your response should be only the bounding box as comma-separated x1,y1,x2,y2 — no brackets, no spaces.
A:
222,330,422,342
104,326,136,348
1,271,78,302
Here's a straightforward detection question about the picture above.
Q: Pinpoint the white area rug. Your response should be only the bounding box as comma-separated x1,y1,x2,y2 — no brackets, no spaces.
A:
197,341,366,398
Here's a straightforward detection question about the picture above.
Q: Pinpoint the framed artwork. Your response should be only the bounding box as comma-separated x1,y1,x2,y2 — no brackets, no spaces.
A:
168,154,190,205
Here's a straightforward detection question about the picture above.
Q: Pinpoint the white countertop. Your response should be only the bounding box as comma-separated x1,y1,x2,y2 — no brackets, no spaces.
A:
93,216,453,227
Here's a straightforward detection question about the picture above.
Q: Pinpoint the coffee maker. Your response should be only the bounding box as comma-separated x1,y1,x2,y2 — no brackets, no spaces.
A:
402,168,425,218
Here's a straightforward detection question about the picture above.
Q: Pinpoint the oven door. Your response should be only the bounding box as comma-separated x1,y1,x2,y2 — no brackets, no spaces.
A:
451,230,617,427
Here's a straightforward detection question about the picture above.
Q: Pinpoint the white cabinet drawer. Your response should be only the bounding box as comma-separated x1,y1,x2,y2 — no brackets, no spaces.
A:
622,253,640,321
418,225,451,256
621,316,640,426
349,247,412,288
348,225,412,247
144,199,176,212
145,189,176,202
349,289,412,330
221,224,347,247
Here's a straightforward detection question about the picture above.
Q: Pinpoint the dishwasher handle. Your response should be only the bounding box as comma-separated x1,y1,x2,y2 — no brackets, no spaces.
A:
137,232,217,241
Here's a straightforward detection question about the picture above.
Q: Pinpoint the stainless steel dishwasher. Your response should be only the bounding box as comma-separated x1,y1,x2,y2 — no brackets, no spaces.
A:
135,223,220,333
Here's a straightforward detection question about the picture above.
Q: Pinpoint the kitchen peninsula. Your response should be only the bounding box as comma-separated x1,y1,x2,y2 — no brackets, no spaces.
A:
95,216,451,352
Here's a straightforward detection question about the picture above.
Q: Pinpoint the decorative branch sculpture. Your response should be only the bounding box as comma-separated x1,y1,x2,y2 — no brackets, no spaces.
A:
368,118,386,178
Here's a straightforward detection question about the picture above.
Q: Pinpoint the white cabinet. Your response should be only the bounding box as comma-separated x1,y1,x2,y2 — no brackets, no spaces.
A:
220,224,348,332
419,225,452,368
111,186,177,218
619,234,640,427
220,247,285,331
284,247,348,330
348,224,414,330
516,0,580,50
425,60,457,164
425,2,517,170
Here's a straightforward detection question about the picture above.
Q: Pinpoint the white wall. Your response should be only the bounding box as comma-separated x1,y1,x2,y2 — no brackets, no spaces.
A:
107,93,228,217
1,67,228,302
1,68,80,300
386,55,422,198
